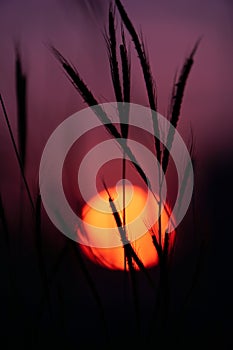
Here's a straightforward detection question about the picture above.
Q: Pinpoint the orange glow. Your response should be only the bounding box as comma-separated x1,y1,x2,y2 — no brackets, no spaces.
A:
79,185,174,270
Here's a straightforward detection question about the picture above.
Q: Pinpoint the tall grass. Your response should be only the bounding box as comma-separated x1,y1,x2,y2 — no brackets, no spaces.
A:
1,52,109,347
51,47,155,194
49,1,201,346
0,1,203,348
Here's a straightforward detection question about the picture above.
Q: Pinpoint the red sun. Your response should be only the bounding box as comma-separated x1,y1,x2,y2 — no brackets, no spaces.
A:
79,184,175,270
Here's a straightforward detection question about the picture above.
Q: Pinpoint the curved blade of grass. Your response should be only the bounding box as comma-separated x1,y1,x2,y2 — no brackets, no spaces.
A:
51,46,153,191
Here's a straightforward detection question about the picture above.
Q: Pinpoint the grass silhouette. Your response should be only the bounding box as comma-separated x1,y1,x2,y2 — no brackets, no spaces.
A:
0,1,203,348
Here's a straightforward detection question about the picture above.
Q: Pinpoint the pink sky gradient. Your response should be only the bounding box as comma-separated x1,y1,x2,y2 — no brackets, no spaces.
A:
0,0,232,203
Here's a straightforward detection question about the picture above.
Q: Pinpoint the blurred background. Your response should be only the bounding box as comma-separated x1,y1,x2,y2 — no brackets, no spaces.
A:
0,0,233,348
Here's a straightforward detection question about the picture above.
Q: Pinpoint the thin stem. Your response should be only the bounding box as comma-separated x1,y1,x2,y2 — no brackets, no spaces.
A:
0,94,35,212
122,154,126,228
103,179,155,288
122,152,127,277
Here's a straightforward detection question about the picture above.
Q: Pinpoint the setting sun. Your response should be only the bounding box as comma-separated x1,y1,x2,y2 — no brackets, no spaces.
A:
79,184,174,270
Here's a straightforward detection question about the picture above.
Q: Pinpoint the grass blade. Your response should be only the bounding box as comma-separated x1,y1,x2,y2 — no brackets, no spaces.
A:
162,39,201,175
51,46,154,192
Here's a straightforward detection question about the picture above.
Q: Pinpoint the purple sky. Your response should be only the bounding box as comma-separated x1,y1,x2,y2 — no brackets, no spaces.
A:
1,3,233,347
0,0,233,202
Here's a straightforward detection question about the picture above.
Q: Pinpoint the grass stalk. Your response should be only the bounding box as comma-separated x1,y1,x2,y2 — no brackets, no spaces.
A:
120,25,131,272
15,46,28,244
115,0,161,163
103,179,142,335
106,5,123,104
103,179,154,287
114,0,165,259
119,25,131,138
15,45,27,169
162,39,201,175
0,94,34,212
